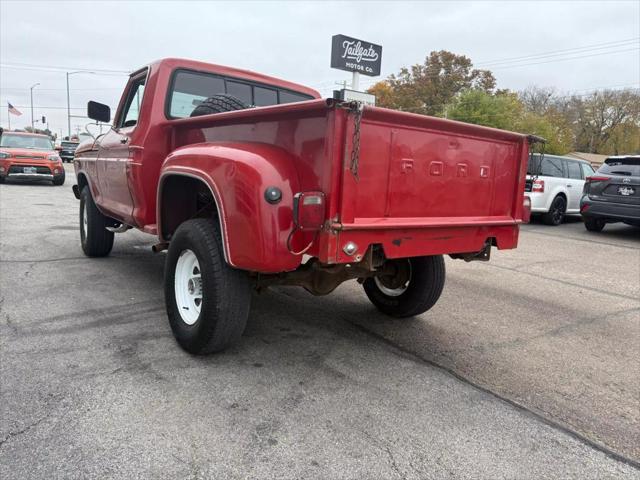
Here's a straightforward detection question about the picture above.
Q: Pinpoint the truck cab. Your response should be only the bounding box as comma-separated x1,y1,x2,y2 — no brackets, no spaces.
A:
74,58,532,354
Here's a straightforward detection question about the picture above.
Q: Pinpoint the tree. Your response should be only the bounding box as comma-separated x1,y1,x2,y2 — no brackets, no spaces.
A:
568,89,640,154
367,50,496,116
447,90,572,154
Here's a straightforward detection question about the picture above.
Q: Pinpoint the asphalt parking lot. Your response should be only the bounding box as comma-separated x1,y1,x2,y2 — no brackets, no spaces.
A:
1,164,639,479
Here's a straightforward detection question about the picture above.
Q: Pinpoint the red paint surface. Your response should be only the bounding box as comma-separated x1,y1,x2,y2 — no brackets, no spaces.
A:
75,58,530,274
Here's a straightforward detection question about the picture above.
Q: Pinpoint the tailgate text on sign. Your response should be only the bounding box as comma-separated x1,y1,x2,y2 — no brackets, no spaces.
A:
331,34,382,76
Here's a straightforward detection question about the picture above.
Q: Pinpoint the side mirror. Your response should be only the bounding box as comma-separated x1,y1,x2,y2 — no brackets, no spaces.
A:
87,101,111,123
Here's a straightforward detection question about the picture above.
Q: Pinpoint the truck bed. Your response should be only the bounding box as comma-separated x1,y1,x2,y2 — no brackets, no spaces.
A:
170,99,528,268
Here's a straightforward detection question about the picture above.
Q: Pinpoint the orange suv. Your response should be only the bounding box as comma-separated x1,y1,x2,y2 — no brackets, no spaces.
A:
0,131,65,185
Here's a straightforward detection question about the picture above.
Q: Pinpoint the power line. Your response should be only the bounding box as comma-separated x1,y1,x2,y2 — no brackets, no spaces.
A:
0,61,130,74
476,37,639,66
315,38,640,90
1,86,123,92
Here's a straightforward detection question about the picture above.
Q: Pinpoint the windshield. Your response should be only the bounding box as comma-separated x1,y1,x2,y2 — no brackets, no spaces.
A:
61,141,79,148
0,133,54,150
598,157,640,176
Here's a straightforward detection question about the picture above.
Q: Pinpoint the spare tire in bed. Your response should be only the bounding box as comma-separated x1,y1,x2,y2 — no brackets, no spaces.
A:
190,94,249,117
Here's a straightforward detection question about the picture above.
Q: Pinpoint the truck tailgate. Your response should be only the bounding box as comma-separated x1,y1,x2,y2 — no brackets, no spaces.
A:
332,106,529,261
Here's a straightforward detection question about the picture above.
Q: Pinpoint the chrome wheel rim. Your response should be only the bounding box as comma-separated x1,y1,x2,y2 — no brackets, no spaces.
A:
374,260,412,297
174,249,203,325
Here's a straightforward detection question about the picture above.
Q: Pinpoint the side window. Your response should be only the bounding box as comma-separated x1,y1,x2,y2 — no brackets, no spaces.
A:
254,86,278,106
226,81,252,105
581,163,595,178
540,157,564,177
119,75,146,128
567,161,582,180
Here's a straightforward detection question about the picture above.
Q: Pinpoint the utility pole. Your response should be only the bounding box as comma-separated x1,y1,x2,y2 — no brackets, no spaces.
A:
67,71,95,138
30,83,40,130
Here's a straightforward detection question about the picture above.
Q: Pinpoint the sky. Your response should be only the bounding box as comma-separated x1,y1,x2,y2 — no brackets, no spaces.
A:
1,0,639,138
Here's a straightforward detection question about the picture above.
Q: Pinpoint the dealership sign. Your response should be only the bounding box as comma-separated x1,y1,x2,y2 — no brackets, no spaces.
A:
331,34,382,77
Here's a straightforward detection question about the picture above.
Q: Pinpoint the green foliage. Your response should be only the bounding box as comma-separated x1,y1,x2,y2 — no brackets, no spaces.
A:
368,51,639,155
367,50,495,116
447,90,572,154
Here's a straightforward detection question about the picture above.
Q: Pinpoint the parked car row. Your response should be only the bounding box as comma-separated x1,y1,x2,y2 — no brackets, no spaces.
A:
525,153,639,232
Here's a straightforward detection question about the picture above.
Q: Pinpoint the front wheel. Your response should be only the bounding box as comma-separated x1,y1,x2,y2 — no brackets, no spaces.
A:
80,186,114,257
164,218,251,354
53,171,65,186
363,255,446,318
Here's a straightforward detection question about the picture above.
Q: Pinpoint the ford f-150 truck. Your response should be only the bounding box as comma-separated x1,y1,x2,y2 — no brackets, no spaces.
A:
73,58,533,354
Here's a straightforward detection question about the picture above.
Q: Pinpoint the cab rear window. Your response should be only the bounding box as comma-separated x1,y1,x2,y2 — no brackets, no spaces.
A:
167,70,314,118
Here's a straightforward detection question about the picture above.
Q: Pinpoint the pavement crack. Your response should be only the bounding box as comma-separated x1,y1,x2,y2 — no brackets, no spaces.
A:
470,306,640,352
348,321,640,471
0,414,49,450
482,262,639,300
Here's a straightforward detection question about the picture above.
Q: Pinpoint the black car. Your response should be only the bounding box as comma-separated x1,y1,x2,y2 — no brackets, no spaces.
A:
58,140,79,163
580,155,640,231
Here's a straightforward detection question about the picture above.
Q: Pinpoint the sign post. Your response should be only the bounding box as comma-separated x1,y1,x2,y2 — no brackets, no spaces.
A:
331,34,382,105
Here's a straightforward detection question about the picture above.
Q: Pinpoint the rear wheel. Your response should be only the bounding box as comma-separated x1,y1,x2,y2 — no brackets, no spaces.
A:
542,195,566,226
584,217,606,232
363,255,446,318
80,186,114,257
164,218,251,354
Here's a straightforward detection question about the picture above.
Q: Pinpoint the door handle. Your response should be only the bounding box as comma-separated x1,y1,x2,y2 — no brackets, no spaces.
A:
567,184,572,188
120,137,129,144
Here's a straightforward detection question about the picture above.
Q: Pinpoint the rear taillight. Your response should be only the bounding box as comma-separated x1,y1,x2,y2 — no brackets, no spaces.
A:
532,179,544,192
522,195,532,223
586,176,609,182
293,191,325,231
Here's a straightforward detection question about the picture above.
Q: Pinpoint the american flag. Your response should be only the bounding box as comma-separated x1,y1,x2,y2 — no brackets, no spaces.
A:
7,102,22,116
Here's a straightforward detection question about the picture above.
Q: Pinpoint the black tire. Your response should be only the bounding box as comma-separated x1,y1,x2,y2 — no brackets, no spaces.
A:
189,94,249,117
542,195,566,226
164,218,251,354
0,176,5,184
53,171,65,186
80,186,114,257
584,217,606,232
363,255,446,318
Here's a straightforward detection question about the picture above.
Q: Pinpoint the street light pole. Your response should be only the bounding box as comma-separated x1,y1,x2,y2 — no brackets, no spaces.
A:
66,71,95,139
30,83,40,131
66,72,71,139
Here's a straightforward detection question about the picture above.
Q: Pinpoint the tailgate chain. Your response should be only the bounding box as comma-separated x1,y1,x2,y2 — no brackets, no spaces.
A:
346,101,364,180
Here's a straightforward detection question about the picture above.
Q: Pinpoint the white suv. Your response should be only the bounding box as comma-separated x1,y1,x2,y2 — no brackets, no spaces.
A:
526,154,596,225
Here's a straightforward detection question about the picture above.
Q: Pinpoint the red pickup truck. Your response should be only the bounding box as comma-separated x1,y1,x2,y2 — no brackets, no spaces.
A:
74,58,532,354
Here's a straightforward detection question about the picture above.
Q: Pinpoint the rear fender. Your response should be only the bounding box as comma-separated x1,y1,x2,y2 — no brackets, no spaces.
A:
158,142,302,273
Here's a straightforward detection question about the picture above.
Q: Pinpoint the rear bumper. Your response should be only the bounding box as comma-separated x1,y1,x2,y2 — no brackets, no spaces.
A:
328,223,521,265
528,192,550,213
580,197,640,222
